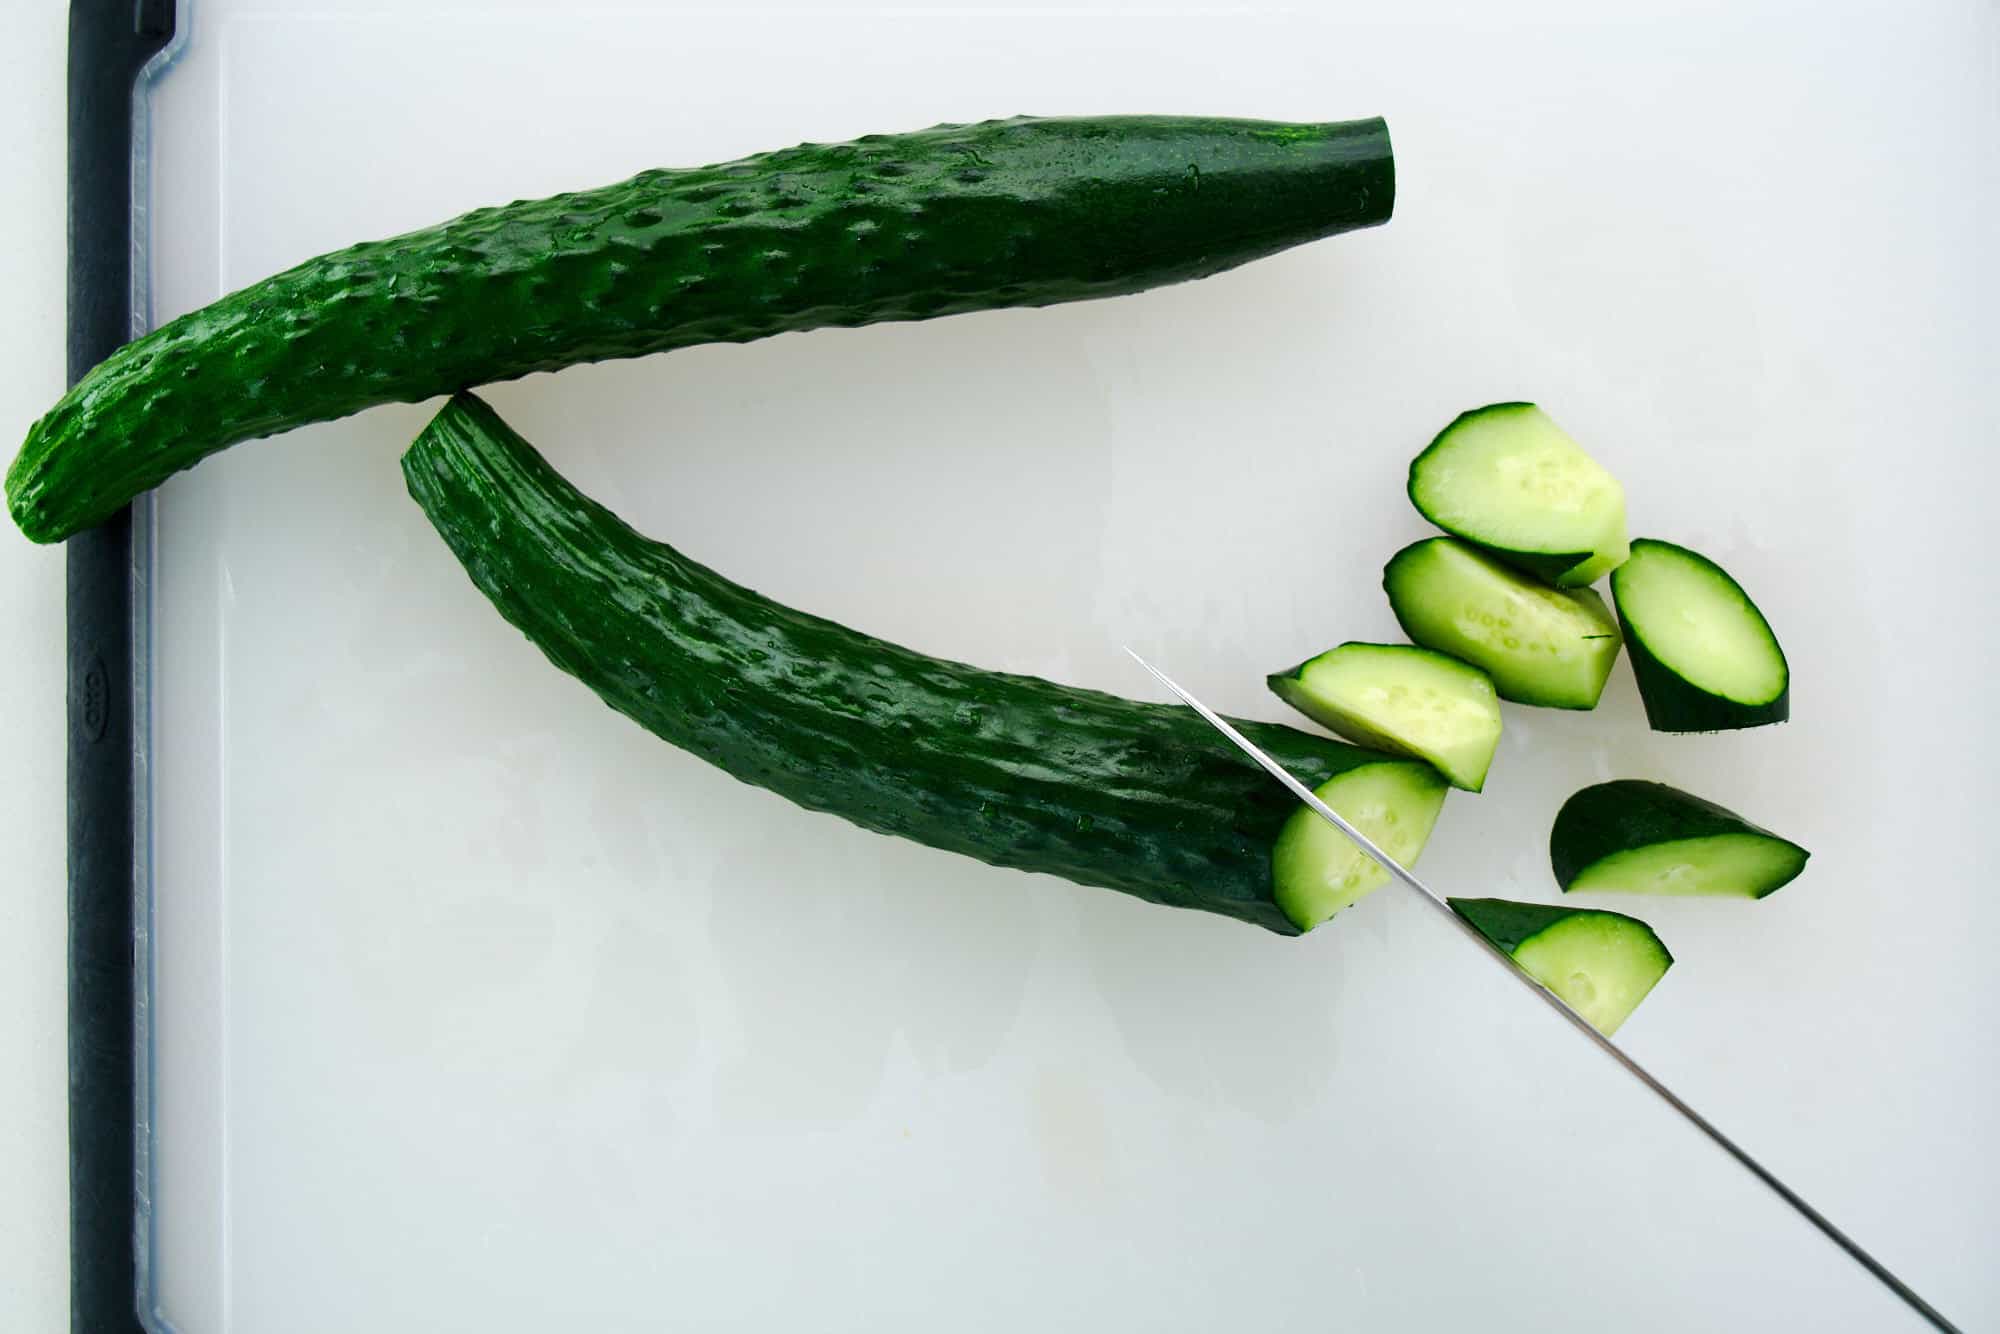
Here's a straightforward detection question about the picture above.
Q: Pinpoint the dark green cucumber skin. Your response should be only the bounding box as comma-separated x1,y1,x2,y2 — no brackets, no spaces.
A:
1622,629,1789,731
1448,897,1671,963
1407,403,1595,586
1612,539,1789,733
404,393,1402,935
1476,547,1590,588
11,115,1393,543
1550,780,1808,895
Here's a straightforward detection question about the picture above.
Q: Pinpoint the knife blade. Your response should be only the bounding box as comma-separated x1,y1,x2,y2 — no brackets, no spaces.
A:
1125,647,1957,1333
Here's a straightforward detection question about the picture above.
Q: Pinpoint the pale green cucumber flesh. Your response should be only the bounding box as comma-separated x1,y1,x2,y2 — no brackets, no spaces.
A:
1611,539,1789,732
1407,402,1628,587
1383,538,1622,709
1271,762,1449,930
1552,780,1809,898
1269,642,1500,791
1450,897,1672,1037
1511,915,1671,1037
1558,534,1631,587
1567,834,1809,898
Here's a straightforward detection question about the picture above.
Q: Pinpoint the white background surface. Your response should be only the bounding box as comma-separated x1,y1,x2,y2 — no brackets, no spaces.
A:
3,2,1996,1331
0,5,83,1332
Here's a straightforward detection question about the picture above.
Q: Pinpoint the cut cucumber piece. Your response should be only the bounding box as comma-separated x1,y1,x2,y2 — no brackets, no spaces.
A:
1271,762,1449,930
1382,538,1623,710
1269,642,1500,792
1611,539,1789,732
1552,780,1809,898
1408,403,1629,587
1450,898,1672,1037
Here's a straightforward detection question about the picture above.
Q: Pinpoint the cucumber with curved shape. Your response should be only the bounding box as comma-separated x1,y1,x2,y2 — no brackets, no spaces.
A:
10,114,1394,543
1450,898,1672,1037
1552,780,1809,898
1611,538,1789,732
1268,642,1500,792
1383,537,1622,709
1407,402,1629,587
402,393,1445,936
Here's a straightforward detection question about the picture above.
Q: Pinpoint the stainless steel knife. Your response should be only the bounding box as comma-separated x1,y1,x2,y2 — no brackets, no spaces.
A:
1125,648,1957,1333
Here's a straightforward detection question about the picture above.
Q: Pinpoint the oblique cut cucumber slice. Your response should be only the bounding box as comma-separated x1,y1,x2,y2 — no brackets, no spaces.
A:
1271,763,1449,929
1382,537,1622,710
1552,780,1809,898
11,114,1394,544
403,393,1447,936
1407,402,1629,587
1268,642,1500,792
1450,898,1672,1037
1611,539,1789,732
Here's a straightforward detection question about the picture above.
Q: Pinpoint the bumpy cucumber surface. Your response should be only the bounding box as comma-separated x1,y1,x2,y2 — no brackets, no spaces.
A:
1611,539,1789,732
12,114,1393,543
1552,780,1809,898
403,393,1443,935
1407,402,1629,587
1450,898,1672,1036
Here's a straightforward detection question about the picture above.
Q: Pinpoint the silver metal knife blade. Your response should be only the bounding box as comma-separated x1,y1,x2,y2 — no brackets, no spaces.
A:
1125,648,1957,1333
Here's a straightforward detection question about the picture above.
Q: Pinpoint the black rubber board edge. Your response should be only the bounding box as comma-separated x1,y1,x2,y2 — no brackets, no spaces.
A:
67,2,176,1330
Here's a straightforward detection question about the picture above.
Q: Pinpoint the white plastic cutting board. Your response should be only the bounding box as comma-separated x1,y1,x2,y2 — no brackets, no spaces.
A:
137,2,1996,1330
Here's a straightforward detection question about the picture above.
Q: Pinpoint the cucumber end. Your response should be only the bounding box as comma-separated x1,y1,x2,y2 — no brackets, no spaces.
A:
5,440,59,545
1272,762,1448,931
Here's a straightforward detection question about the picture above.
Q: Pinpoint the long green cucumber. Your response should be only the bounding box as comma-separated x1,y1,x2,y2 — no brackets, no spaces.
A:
12,114,1393,543
402,393,1443,935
